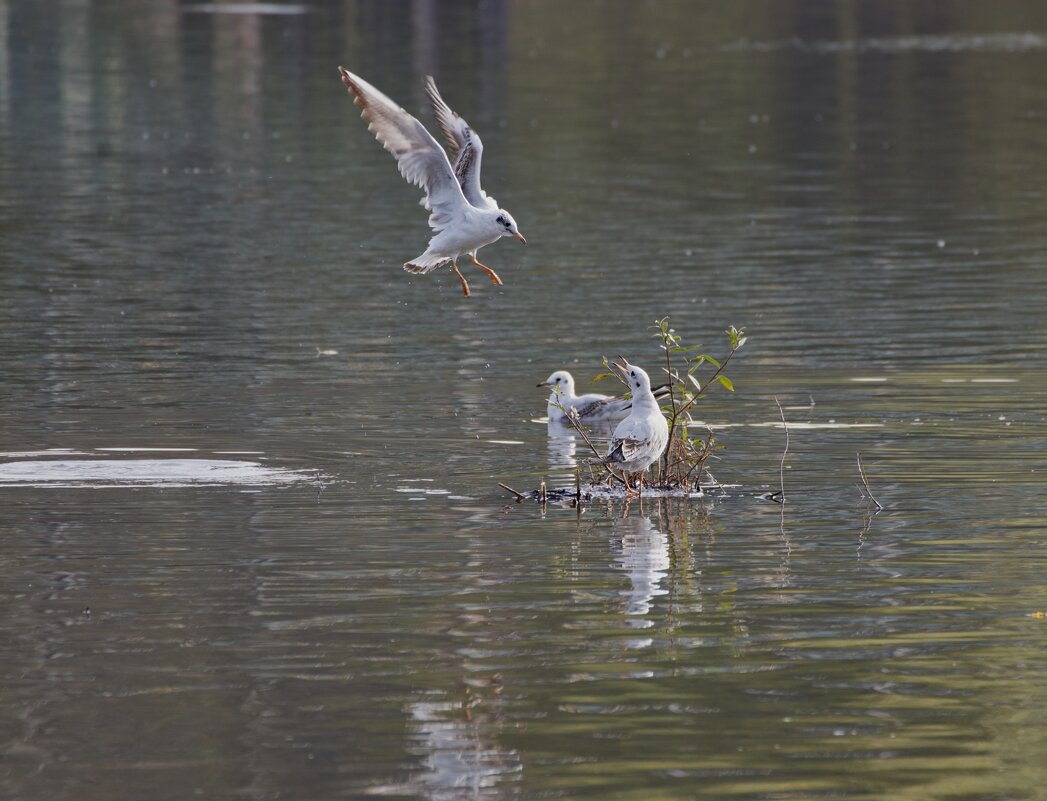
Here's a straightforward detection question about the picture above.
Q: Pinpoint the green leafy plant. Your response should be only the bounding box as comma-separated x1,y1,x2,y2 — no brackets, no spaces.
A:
551,318,746,494
601,318,744,491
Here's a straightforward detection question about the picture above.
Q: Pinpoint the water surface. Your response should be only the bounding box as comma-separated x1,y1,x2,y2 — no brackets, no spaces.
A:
2,1,1046,799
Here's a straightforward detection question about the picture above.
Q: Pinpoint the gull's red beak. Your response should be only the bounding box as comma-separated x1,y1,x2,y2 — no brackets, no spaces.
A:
513,231,527,244
611,355,631,374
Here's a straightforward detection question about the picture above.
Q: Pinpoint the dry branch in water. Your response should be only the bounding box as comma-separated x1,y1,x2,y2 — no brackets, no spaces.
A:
497,482,526,502
550,400,628,487
856,452,883,511
775,396,788,505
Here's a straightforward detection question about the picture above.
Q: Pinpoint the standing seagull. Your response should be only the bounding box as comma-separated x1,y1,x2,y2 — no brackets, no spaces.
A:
592,357,670,493
338,68,525,297
538,370,672,424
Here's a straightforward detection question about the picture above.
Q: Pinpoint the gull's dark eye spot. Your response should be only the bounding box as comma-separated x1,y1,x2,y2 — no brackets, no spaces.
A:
496,216,506,225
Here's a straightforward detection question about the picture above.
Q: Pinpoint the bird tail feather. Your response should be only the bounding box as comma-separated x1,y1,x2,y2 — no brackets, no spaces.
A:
589,442,625,467
404,253,452,275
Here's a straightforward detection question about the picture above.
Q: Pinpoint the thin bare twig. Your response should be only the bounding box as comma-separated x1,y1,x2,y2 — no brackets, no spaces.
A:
774,397,788,505
856,452,883,511
497,482,526,502
660,335,677,482
553,401,628,487
683,426,716,486
562,412,603,458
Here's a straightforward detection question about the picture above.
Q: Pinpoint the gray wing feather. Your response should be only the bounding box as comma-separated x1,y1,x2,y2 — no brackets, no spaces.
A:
600,437,650,465
424,76,498,211
617,437,651,462
573,398,609,419
340,67,468,232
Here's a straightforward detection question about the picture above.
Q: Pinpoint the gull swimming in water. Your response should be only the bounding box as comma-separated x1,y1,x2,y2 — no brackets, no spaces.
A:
539,370,672,424
591,358,669,493
338,67,526,297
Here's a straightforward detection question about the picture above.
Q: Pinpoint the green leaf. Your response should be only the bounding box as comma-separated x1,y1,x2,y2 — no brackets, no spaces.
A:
696,355,721,369
688,374,702,391
717,375,735,392
726,325,747,350
591,372,615,384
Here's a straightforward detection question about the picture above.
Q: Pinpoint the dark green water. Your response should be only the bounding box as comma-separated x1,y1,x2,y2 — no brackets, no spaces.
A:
2,1,1046,799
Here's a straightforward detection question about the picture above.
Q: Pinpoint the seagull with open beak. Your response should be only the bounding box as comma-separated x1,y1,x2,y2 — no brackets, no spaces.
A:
591,356,670,493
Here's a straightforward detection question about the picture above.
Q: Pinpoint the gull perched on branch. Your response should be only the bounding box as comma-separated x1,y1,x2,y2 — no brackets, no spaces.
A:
338,67,525,297
591,358,669,493
539,370,672,424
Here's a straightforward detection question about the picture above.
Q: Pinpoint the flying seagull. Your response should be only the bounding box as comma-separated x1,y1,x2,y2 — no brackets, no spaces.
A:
338,67,525,297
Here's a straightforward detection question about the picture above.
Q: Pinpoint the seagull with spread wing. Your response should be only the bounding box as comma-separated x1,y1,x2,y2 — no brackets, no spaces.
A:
338,67,525,297
591,358,670,493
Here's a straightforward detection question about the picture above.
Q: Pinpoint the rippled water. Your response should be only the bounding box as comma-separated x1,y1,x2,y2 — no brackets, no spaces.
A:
2,1,1046,799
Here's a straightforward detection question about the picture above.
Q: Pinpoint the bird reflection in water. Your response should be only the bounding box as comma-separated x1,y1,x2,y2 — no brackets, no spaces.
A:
545,418,617,475
612,513,671,649
403,682,522,800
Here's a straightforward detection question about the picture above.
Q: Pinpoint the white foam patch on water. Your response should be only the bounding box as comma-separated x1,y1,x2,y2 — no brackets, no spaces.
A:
0,449,91,458
942,378,1018,384
698,421,884,430
95,447,199,452
181,3,308,15
725,33,1046,54
0,459,313,488
746,422,884,429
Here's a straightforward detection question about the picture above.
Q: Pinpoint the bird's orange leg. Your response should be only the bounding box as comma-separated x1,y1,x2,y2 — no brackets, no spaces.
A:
451,262,471,297
471,254,503,286
622,472,639,497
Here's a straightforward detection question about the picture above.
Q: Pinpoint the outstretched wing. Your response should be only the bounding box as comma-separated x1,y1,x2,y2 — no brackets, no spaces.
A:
339,67,469,232
424,76,498,211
